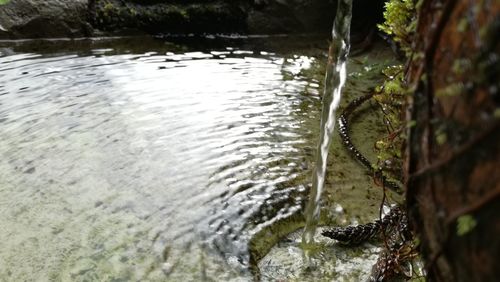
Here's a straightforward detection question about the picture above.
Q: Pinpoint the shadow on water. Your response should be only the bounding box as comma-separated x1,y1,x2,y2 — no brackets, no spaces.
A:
0,35,397,281
0,34,330,57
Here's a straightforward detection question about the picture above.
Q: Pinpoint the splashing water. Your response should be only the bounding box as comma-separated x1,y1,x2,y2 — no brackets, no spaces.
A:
302,0,353,245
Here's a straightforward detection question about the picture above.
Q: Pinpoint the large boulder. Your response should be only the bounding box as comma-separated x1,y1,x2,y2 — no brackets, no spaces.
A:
247,0,384,35
90,0,338,35
89,0,248,34
247,0,335,34
0,0,92,39
0,0,382,38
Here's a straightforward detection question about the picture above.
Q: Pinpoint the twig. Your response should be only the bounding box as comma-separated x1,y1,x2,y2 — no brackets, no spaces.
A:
424,0,459,67
379,183,390,251
446,188,500,225
409,121,499,180
424,186,500,274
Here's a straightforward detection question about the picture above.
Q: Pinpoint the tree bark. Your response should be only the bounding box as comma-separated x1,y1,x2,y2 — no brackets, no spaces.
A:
405,0,500,281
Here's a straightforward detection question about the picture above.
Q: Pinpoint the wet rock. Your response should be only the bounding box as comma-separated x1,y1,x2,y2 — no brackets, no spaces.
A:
90,0,337,35
0,0,382,38
0,0,92,39
90,0,248,34
258,228,380,281
23,167,35,174
247,0,335,34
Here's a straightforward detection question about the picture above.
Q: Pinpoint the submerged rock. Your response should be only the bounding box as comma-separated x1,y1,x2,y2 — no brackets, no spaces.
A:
258,228,380,281
0,0,92,39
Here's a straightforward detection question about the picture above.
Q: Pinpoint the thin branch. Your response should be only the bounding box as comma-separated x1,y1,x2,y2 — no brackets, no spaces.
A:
409,121,499,180
424,0,459,67
446,188,500,225
425,185,500,273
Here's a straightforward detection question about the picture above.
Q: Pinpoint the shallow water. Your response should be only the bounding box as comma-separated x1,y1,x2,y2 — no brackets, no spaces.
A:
0,36,396,281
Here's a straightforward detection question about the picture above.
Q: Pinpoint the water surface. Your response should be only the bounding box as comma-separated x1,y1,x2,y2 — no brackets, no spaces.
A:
0,36,395,281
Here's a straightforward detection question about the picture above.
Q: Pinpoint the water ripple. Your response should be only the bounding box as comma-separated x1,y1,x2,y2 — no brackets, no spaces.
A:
0,41,322,280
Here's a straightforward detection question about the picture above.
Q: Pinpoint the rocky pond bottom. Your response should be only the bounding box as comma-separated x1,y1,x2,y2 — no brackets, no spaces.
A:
0,35,396,281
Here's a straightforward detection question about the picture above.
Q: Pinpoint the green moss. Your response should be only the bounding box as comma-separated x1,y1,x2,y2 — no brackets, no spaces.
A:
371,64,408,194
377,0,418,56
249,212,304,262
435,83,464,97
104,3,115,12
452,58,472,74
494,108,500,118
456,215,477,236
435,131,447,145
457,17,469,33
372,0,420,194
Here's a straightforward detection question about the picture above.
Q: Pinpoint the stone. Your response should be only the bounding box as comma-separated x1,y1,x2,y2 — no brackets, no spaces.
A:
246,0,335,34
0,0,92,39
0,0,381,40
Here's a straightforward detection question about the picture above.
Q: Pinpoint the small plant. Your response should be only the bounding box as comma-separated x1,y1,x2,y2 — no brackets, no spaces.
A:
103,3,115,13
373,64,407,178
378,0,418,56
372,0,420,185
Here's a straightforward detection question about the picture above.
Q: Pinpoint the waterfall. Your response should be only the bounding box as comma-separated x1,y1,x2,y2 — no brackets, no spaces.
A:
302,0,353,245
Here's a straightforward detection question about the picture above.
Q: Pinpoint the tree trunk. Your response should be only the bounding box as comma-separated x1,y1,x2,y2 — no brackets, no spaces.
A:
405,0,500,281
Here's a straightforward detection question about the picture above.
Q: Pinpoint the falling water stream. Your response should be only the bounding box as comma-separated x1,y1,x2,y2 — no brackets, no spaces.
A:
302,0,353,245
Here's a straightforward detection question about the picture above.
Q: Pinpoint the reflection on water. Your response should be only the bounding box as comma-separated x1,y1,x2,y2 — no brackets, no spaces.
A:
0,37,323,280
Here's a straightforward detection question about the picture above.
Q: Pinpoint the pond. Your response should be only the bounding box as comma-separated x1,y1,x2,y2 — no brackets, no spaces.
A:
0,35,396,281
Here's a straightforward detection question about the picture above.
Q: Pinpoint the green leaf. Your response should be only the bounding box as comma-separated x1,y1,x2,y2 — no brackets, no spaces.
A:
457,215,477,236
494,108,500,118
0,0,10,5
407,120,417,128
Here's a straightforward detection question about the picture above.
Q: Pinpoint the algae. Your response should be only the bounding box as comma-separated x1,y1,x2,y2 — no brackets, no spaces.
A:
254,43,404,280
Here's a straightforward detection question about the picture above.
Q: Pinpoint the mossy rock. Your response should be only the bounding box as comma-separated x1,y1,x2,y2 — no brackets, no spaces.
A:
93,0,247,34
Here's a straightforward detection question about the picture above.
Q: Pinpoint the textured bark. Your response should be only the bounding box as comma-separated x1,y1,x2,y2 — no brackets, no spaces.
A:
405,0,500,281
